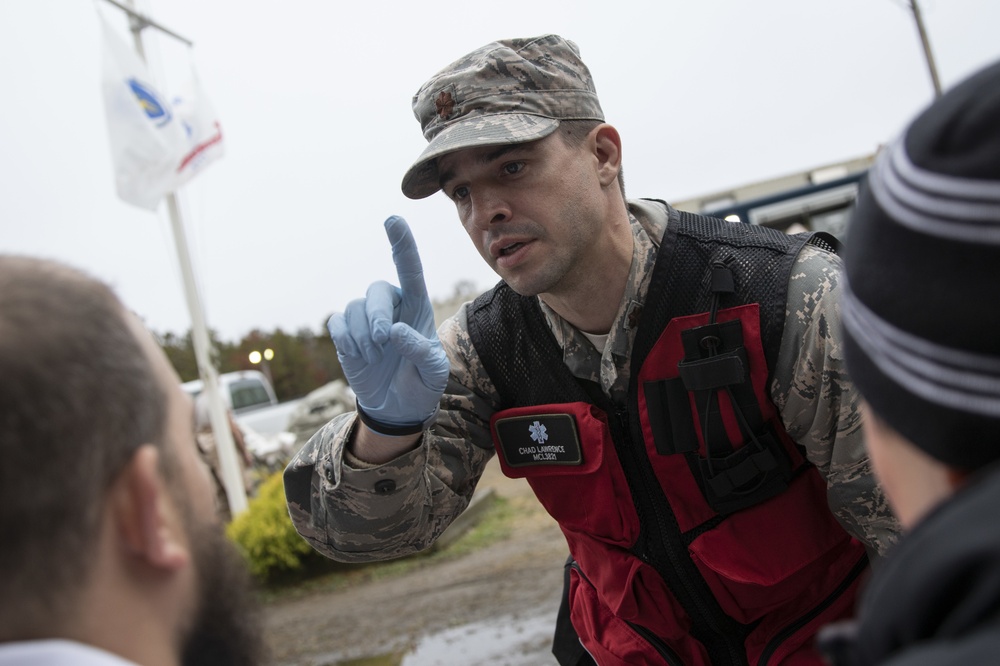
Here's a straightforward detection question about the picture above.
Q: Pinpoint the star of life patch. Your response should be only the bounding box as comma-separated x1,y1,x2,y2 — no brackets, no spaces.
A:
493,413,583,468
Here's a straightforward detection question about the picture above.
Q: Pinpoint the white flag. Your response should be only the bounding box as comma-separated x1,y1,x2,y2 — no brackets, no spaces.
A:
99,16,223,211
172,72,224,189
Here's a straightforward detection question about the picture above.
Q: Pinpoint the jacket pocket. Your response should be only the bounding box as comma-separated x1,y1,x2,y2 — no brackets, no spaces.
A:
491,402,639,545
686,468,853,624
568,562,696,666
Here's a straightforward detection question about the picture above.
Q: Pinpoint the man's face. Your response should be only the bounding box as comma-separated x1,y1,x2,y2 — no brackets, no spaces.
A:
132,315,265,665
437,130,612,299
863,406,953,531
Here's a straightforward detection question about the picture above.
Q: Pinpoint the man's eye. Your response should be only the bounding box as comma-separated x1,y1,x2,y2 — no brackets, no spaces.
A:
452,185,469,201
502,162,524,175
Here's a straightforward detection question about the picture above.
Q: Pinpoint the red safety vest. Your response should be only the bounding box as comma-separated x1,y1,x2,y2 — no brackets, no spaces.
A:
470,208,867,665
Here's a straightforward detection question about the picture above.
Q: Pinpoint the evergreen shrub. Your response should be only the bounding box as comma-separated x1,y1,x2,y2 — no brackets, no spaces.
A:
226,470,325,583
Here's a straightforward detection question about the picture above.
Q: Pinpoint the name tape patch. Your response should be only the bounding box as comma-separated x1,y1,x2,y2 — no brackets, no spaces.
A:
494,413,583,468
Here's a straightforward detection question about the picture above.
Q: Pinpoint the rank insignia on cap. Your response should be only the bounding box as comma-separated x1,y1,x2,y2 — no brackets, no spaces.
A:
435,91,455,120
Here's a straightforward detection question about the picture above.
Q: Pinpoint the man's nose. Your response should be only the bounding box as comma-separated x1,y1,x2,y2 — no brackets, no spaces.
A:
468,188,511,231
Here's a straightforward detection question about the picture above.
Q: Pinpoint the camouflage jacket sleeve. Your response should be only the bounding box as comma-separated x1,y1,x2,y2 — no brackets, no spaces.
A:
771,244,901,558
283,305,497,563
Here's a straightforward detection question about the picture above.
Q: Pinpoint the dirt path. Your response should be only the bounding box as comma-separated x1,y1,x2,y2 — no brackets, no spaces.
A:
263,459,569,665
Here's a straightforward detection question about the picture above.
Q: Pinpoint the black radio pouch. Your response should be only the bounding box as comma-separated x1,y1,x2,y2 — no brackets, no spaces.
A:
644,262,793,515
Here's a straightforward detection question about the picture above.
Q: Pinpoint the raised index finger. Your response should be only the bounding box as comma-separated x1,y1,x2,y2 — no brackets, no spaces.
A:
384,215,429,302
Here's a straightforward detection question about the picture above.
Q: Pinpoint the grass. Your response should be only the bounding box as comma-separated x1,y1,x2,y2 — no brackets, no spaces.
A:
259,493,516,603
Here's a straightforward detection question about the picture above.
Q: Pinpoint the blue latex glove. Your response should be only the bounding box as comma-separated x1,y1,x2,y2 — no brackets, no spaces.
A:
328,216,450,433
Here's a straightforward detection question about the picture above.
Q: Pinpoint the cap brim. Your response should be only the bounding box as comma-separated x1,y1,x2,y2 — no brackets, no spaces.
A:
400,114,560,200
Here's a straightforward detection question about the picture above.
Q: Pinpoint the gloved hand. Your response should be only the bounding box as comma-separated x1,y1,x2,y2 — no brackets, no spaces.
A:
328,216,450,435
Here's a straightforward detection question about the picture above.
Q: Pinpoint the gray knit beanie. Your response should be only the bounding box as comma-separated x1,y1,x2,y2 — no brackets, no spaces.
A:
842,58,1000,470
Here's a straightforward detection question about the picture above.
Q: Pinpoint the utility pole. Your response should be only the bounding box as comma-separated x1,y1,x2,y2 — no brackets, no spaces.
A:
908,0,943,98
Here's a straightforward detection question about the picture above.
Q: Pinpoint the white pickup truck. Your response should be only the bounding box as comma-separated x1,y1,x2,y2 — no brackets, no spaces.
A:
181,370,302,461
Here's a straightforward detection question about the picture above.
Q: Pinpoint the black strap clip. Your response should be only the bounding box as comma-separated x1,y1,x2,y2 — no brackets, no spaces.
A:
697,428,792,515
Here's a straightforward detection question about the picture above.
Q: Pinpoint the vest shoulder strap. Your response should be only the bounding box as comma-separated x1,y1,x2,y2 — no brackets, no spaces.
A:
469,205,836,406
467,283,590,409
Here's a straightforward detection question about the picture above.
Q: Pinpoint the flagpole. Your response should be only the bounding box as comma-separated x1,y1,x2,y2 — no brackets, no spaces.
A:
102,0,193,46
108,0,248,516
165,193,249,516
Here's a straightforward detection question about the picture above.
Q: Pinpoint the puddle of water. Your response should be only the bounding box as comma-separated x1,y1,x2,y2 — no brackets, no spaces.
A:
401,613,556,666
327,611,558,666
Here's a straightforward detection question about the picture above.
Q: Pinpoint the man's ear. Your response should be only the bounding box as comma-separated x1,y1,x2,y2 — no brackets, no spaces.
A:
111,445,190,572
592,123,623,188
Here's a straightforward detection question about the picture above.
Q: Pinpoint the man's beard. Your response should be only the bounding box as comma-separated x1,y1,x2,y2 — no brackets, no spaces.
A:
180,519,266,666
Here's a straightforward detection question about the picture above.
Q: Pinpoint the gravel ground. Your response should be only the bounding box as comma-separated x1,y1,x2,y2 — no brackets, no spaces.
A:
262,459,570,666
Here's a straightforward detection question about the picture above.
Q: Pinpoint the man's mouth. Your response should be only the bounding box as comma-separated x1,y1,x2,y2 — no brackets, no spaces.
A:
499,242,525,257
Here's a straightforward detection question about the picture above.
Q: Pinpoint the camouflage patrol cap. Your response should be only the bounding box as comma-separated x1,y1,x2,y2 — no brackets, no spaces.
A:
401,34,605,200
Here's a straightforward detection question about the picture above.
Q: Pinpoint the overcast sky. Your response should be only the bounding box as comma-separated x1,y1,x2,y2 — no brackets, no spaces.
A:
2,0,998,342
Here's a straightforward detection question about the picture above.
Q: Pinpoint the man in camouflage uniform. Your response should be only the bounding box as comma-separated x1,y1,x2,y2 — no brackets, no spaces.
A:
285,35,899,665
